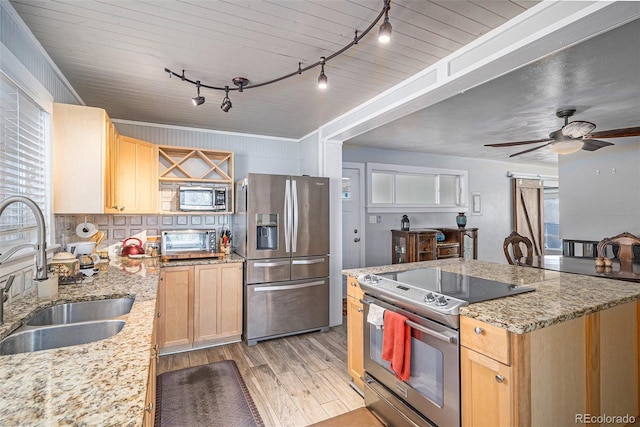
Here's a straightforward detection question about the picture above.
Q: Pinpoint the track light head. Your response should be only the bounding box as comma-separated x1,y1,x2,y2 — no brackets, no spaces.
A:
220,86,232,112
378,1,392,43
192,81,205,106
318,57,328,90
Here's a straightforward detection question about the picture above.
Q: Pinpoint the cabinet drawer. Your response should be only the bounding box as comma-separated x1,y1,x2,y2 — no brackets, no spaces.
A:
460,316,511,365
347,277,364,300
437,245,459,258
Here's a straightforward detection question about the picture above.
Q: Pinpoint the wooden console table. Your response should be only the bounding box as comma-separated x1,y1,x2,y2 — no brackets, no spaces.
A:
391,228,478,264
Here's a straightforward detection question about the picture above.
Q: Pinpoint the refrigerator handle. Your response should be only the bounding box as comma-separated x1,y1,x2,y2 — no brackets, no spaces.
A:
285,179,291,253
292,179,298,253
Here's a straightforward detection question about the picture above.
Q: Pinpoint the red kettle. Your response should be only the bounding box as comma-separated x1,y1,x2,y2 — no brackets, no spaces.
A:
120,237,145,256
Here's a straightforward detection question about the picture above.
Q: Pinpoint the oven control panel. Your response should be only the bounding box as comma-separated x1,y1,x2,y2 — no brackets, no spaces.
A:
357,273,468,316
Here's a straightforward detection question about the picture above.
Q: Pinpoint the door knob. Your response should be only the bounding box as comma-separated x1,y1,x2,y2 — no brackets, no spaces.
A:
354,238,360,242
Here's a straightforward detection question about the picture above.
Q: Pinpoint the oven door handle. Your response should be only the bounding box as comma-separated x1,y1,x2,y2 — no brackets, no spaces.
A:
405,319,456,344
361,299,455,344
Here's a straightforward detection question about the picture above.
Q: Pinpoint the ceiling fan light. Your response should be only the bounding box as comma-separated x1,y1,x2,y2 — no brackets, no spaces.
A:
550,140,584,155
562,121,596,138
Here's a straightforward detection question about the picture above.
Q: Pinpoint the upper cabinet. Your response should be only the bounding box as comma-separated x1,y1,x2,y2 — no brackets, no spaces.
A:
53,103,114,214
53,103,158,214
112,136,158,213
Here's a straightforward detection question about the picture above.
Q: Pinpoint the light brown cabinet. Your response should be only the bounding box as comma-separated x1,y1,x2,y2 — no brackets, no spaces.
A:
143,307,159,427
53,103,159,214
53,103,116,214
346,276,365,392
110,136,158,213
158,263,243,352
391,228,478,264
460,301,639,427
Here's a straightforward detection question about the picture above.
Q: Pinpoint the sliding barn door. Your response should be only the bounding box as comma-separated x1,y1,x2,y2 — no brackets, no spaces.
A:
512,178,544,256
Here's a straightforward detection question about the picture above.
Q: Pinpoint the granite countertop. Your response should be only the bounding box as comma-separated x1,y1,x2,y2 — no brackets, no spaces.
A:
0,253,245,425
0,260,157,425
343,258,640,334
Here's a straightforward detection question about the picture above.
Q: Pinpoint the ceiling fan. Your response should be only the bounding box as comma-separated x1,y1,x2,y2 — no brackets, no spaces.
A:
485,109,640,157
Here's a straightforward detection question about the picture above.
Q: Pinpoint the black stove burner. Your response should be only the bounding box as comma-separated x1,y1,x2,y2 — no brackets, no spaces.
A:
377,268,534,304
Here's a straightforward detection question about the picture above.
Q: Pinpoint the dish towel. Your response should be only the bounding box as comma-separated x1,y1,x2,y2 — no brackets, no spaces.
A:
381,310,411,381
366,304,386,329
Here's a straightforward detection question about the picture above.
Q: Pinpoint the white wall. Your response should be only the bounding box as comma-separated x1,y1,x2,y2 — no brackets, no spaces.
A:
559,140,640,240
343,146,557,265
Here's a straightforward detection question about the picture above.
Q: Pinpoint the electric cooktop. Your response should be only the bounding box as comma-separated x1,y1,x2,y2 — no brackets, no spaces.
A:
376,268,535,304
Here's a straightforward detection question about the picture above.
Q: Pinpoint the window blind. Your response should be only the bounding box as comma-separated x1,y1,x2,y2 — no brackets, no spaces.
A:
0,71,48,246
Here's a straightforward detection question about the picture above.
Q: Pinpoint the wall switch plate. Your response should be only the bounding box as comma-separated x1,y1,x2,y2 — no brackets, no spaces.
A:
369,215,378,224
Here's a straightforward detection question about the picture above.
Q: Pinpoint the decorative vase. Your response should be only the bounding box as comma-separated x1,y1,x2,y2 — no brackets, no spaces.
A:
456,212,467,229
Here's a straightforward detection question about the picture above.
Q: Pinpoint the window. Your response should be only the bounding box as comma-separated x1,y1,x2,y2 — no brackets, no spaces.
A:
0,71,50,248
367,163,468,213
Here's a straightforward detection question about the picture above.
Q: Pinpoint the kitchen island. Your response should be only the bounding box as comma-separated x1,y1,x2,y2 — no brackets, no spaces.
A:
0,253,243,425
344,258,640,427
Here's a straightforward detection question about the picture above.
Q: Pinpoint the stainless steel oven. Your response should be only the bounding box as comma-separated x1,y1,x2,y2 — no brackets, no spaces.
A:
357,269,535,427
362,295,459,427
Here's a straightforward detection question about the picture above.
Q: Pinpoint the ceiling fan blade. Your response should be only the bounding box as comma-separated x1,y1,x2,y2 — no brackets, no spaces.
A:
509,142,553,157
562,120,596,138
585,127,640,139
581,139,615,151
485,138,552,148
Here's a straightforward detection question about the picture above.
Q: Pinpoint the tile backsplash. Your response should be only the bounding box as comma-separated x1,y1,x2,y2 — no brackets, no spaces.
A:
55,214,231,252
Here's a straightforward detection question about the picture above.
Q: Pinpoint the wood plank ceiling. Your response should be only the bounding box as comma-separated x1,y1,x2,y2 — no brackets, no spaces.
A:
10,0,538,140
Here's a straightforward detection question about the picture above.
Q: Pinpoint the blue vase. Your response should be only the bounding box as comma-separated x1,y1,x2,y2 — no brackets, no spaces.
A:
456,213,467,229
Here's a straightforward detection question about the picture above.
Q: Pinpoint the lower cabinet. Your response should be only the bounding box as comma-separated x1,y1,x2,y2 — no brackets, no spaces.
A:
158,263,243,351
143,303,159,427
346,276,365,392
460,301,639,427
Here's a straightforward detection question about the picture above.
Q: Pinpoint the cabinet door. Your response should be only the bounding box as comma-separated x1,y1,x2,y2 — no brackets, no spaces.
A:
115,136,158,213
461,346,513,427
143,316,158,427
193,263,242,343
347,277,364,391
53,103,108,214
158,266,193,348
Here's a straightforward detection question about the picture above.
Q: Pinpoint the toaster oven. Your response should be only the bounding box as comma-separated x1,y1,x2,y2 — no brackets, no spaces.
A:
161,230,217,255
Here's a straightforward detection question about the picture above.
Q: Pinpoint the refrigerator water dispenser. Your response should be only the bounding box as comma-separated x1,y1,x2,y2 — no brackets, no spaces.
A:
256,213,278,250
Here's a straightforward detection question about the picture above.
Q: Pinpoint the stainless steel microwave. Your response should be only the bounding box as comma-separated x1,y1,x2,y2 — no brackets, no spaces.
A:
179,186,226,211
161,229,217,254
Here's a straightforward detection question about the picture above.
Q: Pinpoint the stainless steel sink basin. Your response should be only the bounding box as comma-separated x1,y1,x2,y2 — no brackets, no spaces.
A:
26,297,134,326
0,320,125,355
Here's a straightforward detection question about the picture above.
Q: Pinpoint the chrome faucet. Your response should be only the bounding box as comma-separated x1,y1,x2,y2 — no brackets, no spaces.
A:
0,196,49,324
0,196,49,281
1,276,15,324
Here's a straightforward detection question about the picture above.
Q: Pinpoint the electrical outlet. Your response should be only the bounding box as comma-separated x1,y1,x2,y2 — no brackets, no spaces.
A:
369,215,377,224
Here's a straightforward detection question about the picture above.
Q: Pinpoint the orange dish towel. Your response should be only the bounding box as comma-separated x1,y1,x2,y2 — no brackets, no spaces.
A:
381,310,411,381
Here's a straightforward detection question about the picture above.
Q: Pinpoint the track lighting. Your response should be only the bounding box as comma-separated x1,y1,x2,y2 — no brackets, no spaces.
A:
220,86,232,112
318,57,328,90
165,0,392,112
192,81,205,106
378,0,392,44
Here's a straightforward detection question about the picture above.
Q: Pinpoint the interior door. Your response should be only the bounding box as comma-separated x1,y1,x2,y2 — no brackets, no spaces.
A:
342,166,364,269
512,178,544,256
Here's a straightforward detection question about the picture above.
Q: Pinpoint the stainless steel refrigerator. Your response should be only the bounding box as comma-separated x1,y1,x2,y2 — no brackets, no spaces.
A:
234,173,330,345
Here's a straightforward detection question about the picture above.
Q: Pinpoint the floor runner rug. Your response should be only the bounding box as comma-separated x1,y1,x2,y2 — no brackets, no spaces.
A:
156,359,264,427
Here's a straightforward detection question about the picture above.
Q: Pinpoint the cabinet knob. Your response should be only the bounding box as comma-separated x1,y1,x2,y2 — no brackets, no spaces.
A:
357,307,363,313
474,327,484,334
120,206,125,212
145,402,154,413
495,375,505,383
157,312,161,317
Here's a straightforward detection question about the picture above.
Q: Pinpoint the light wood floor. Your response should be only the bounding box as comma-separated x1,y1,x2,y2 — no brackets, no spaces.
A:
157,322,365,426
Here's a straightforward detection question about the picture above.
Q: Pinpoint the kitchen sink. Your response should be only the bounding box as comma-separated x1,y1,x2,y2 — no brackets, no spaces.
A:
26,297,134,326
0,320,125,356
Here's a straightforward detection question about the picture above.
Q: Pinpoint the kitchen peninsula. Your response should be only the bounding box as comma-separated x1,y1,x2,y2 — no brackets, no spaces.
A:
344,258,640,427
0,254,242,425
